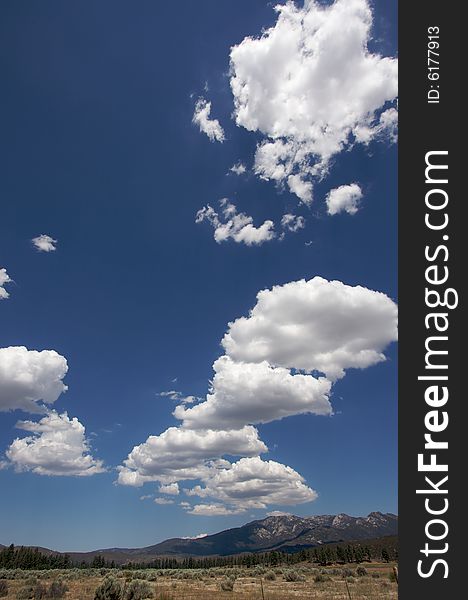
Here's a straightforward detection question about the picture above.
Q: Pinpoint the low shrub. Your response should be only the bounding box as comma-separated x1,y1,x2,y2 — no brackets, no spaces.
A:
356,566,368,577
341,568,354,578
284,570,305,582
47,580,68,598
124,580,153,600
0,581,8,597
220,577,234,592
94,576,123,600
264,570,276,581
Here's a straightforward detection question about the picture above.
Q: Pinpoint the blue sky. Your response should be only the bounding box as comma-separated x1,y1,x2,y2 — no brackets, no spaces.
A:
0,0,397,552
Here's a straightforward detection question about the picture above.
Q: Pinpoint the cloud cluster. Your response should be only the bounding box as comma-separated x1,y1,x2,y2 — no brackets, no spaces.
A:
196,199,275,246
281,214,305,233
192,98,225,143
326,184,363,215
32,234,58,252
5,411,105,476
229,0,398,202
0,268,12,300
119,277,397,514
0,346,69,413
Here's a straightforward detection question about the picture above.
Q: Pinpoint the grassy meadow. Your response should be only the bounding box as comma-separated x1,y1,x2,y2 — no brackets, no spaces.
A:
0,562,398,599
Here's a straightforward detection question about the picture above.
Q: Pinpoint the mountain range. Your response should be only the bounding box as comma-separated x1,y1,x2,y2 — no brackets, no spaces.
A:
60,511,398,563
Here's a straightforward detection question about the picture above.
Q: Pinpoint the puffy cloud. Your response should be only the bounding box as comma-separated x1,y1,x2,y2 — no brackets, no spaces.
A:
287,175,314,205
222,277,397,381
0,346,68,413
229,0,398,202
154,497,174,505
5,411,105,476
0,268,12,300
31,234,57,252
159,482,180,495
196,199,275,246
175,356,331,430
229,162,247,175
186,457,317,512
117,426,267,486
192,97,225,142
326,183,363,215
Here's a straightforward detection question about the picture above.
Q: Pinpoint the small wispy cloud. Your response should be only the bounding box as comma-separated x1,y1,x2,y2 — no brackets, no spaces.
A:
32,234,58,253
192,98,225,143
229,162,246,176
158,390,200,405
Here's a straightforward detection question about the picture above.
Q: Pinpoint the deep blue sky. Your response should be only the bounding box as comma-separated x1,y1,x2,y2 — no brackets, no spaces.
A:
0,0,397,551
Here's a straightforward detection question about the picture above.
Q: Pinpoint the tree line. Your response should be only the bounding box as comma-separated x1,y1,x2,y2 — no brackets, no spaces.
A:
0,537,397,571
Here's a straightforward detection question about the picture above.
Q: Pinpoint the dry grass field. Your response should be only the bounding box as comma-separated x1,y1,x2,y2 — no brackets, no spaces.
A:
0,563,398,599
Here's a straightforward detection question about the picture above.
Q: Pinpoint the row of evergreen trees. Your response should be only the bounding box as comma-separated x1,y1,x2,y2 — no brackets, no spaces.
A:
0,545,72,570
1,538,397,571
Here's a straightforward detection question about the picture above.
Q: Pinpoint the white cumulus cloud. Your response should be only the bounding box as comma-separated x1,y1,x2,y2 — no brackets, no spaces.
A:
196,199,275,246
326,183,363,215
0,346,68,413
117,276,397,513
186,457,317,512
229,0,398,203
31,234,58,252
117,426,267,487
175,356,331,430
0,268,12,300
159,482,180,496
222,277,397,380
192,97,225,142
5,411,105,476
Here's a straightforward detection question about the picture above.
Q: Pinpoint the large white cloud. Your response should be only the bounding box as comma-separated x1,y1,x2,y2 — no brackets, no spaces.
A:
196,199,275,246
118,426,267,486
326,183,363,215
0,346,68,413
186,457,317,512
175,356,331,430
229,0,398,202
31,234,57,252
118,276,397,512
222,277,397,380
0,268,12,300
5,411,105,476
192,97,225,143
